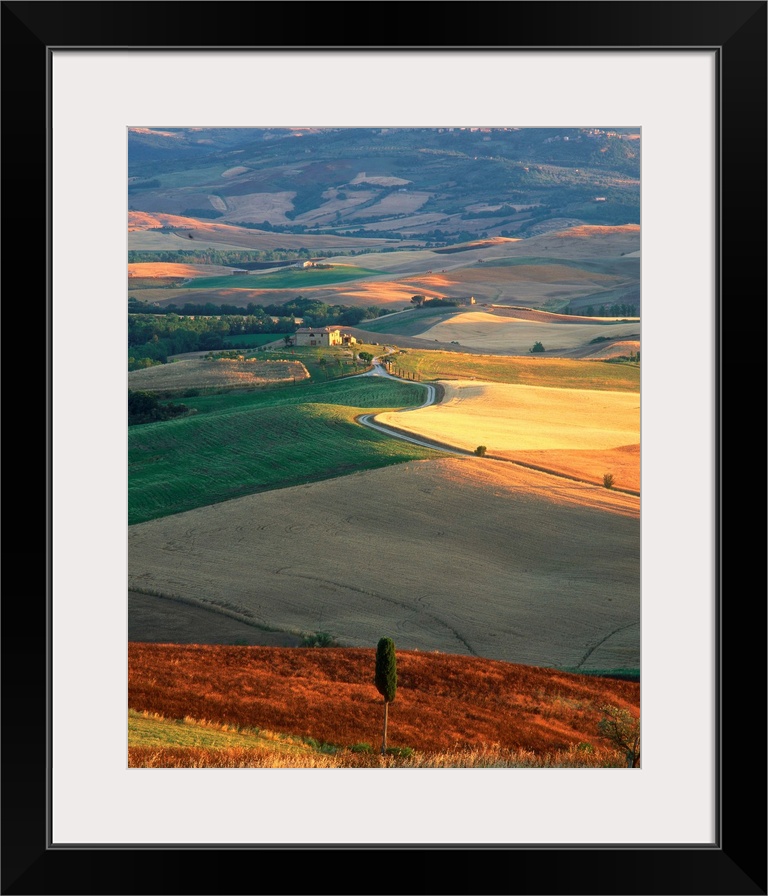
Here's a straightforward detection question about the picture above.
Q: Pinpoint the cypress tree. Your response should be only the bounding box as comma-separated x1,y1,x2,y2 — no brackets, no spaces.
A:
374,638,397,754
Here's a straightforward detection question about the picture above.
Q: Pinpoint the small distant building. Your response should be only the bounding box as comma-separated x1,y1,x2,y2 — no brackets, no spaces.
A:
294,327,356,347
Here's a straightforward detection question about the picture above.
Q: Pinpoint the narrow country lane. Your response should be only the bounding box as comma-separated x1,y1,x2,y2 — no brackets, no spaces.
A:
355,354,472,456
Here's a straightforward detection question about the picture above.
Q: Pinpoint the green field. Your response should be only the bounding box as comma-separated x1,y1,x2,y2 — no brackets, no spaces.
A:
128,710,326,756
187,265,379,290
390,351,640,391
261,343,382,380
129,377,436,525
355,308,460,336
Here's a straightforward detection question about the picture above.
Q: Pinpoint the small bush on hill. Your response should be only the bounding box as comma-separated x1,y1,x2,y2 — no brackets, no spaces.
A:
300,631,339,648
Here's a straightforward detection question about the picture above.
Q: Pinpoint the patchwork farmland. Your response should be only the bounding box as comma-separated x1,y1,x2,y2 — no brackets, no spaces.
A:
127,126,642,767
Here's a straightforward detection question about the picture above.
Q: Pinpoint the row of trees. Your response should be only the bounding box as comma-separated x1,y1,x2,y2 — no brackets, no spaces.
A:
128,247,322,265
128,313,295,367
127,298,399,368
410,295,460,308
566,303,638,317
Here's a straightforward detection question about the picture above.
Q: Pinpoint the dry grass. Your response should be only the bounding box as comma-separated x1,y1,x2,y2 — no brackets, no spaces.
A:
128,358,309,394
419,311,640,352
128,643,639,761
129,742,626,768
376,379,639,454
128,457,639,671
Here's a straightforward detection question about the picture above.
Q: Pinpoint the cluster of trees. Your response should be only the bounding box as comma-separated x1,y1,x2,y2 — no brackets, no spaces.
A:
128,248,320,265
128,390,190,425
262,296,390,328
410,295,459,309
128,312,293,367
127,297,396,368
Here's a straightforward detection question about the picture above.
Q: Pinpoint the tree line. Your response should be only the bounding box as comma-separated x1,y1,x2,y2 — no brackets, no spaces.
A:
127,298,395,368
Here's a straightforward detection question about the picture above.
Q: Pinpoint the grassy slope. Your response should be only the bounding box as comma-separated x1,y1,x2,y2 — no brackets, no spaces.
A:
129,377,436,524
356,308,461,335
390,351,640,391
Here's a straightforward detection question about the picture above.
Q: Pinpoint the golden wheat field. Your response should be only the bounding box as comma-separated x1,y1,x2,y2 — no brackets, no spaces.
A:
128,456,639,671
374,380,640,491
128,358,309,393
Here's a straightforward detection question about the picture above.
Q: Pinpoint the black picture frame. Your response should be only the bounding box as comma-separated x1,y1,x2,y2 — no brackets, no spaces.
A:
5,2,766,894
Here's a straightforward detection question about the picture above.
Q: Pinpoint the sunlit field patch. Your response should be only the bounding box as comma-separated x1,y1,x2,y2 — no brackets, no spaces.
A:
377,380,639,453
419,311,640,352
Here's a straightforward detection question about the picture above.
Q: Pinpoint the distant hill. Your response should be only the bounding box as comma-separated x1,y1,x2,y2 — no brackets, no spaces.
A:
128,127,640,242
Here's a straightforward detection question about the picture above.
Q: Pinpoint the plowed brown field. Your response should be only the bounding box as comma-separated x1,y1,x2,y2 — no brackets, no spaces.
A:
128,457,640,671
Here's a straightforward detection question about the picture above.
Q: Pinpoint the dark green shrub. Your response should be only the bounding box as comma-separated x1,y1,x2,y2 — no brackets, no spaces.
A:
385,746,413,758
300,631,338,648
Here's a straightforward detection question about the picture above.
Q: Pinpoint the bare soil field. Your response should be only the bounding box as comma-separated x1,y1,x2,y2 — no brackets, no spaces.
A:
128,262,233,279
418,311,640,352
350,173,412,186
128,457,639,671
374,381,640,492
128,358,309,393
216,191,296,224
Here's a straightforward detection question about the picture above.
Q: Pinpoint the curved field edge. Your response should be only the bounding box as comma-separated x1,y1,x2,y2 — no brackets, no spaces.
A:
128,456,640,670
129,378,436,525
389,351,640,391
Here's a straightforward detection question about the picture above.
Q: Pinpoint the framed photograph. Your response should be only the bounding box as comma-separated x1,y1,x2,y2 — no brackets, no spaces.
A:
6,2,765,893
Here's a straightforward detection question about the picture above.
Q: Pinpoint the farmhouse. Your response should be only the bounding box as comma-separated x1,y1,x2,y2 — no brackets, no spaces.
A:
294,327,356,347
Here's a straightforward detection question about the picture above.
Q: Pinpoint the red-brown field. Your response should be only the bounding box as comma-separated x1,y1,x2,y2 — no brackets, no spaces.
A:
128,642,639,756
